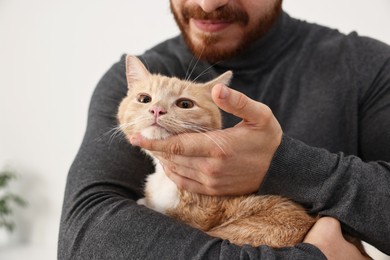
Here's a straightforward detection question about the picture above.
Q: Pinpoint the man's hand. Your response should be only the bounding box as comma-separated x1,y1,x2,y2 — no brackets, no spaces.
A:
304,217,371,260
130,84,282,196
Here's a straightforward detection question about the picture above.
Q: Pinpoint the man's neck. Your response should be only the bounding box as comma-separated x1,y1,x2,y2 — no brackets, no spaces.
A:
212,12,299,71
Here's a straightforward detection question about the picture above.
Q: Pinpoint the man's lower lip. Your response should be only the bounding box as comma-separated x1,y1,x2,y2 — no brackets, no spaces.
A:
192,19,231,32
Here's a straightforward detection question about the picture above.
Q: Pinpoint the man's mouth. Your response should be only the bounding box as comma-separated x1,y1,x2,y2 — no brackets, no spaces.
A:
191,19,231,33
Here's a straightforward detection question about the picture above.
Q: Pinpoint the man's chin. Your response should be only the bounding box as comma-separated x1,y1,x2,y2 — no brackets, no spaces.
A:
175,0,283,62
185,34,240,62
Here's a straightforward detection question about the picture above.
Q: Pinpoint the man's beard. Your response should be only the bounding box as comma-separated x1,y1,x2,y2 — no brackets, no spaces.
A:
170,0,283,63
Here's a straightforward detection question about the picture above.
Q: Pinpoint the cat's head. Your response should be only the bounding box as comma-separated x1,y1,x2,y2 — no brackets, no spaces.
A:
118,55,232,140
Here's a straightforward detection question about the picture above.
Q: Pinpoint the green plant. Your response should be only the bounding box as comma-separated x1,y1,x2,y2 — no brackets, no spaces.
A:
0,170,26,232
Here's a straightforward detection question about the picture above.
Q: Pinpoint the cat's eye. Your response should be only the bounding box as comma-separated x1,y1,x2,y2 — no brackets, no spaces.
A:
137,94,152,103
176,99,194,109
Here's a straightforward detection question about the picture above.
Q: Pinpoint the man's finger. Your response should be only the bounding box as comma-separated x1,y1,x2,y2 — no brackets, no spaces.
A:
130,132,229,157
212,84,271,124
168,163,208,187
155,152,202,173
165,168,215,195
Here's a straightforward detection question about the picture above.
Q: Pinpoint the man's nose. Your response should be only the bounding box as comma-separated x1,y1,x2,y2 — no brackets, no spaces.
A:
193,0,230,13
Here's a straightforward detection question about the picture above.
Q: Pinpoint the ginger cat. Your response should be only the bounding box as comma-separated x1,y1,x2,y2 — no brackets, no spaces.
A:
117,55,367,254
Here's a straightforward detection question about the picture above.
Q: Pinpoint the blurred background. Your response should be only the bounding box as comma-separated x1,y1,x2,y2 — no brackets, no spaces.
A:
0,0,389,259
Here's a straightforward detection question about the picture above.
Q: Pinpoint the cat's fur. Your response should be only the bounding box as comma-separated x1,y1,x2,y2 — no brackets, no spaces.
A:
117,55,367,252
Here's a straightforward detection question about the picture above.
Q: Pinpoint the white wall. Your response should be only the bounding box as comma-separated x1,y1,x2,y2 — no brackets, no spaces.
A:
0,0,388,259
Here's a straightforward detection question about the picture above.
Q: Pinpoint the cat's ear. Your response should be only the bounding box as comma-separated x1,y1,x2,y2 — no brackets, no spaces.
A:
205,71,233,89
125,55,150,88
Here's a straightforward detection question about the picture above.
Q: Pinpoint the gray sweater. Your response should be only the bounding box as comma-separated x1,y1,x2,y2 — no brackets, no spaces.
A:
58,12,390,259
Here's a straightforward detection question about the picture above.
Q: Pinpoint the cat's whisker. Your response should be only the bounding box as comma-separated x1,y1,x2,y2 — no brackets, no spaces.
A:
181,122,217,132
200,132,228,156
185,46,204,83
185,55,198,81
185,126,228,156
159,120,201,146
109,126,125,143
180,129,227,156
164,119,227,155
190,62,222,84
174,132,198,148
183,122,228,152
165,117,217,133
100,116,152,145
95,126,124,144
108,124,132,145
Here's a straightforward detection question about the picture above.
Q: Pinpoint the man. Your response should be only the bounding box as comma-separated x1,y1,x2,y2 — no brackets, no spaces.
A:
58,0,390,259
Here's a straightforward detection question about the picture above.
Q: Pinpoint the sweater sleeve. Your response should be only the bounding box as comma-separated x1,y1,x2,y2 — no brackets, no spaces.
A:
57,56,327,260
260,57,390,255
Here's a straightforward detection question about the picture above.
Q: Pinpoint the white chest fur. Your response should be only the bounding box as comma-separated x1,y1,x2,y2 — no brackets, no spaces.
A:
139,156,179,214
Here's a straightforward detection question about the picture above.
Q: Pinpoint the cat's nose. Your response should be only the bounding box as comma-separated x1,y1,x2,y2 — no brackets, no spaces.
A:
150,106,167,117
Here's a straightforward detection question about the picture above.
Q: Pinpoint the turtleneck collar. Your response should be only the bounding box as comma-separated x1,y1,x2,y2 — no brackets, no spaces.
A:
211,12,300,72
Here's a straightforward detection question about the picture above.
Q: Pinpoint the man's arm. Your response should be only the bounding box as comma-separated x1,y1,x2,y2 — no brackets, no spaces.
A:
261,56,390,254
57,56,328,259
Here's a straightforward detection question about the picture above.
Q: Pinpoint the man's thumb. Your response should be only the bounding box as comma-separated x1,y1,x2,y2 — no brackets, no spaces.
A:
212,84,271,124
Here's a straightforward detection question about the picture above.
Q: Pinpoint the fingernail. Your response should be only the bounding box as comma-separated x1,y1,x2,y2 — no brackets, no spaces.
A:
130,136,140,146
219,85,230,99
